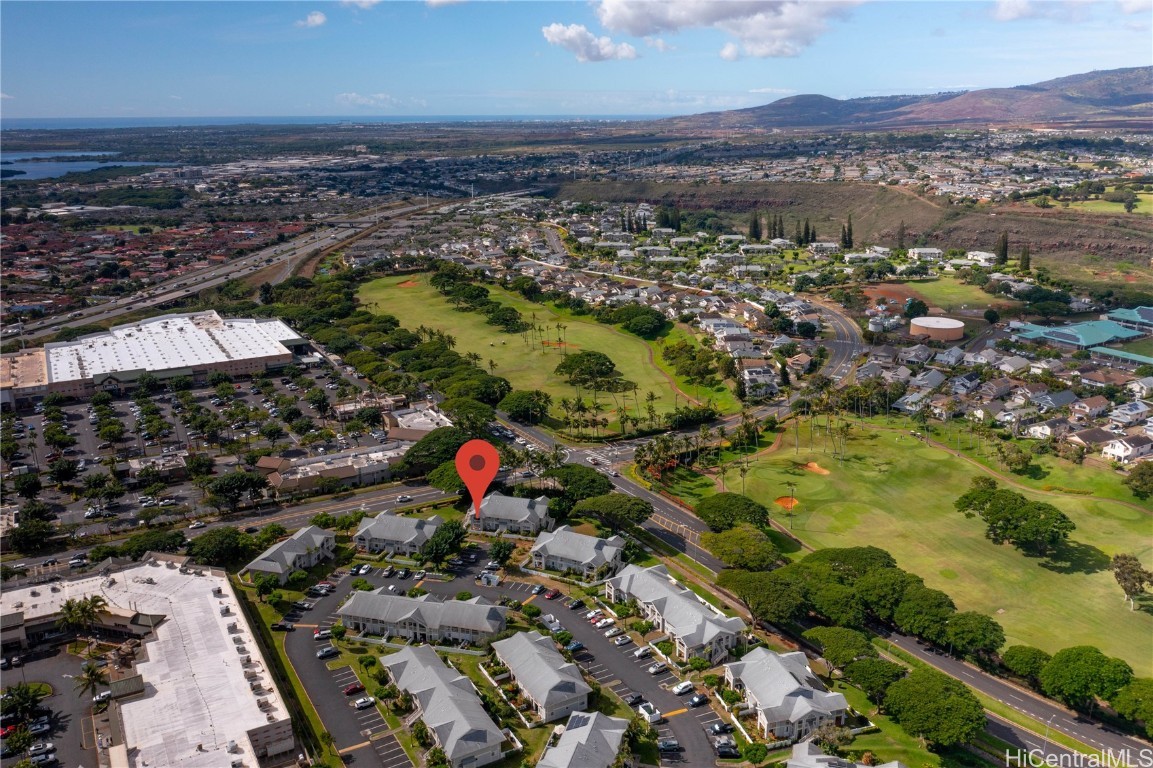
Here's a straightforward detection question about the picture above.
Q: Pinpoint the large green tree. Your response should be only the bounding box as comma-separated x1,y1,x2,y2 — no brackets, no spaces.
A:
1123,462,1153,499
718,568,806,625
1110,678,1153,739
1111,553,1153,609
892,584,956,643
419,521,467,567
1002,645,1051,686
944,611,1005,657
187,526,256,567
802,627,876,673
885,667,985,746
498,389,552,424
701,524,780,571
844,658,905,705
393,427,473,477
571,493,653,529
695,492,769,532
1040,646,1133,710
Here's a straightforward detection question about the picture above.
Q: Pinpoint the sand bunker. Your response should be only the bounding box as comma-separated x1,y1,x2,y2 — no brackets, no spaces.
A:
803,462,830,475
397,280,420,288
775,496,799,511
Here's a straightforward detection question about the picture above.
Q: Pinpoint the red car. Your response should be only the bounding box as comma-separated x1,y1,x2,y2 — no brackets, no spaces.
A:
543,589,561,600
0,724,20,739
343,682,365,696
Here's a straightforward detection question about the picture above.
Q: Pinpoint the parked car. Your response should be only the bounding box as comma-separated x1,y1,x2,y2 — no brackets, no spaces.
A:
396,494,413,503
633,646,652,658
531,584,544,595
716,744,741,758
188,521,206,529
623,693,644,706
647,661,668,675
658,739,682,753
613,635,632,647
604,627,623,638
543,588,561,600
316,646,339,660
353,696,376,710
594,617,615,629
396,568,410,579
271,622,294,632
314,629,332,640
343,682,365,696
564,640,584,653
381,565,395,577
567,598,585,610
27,744,55,757
708,722,735,735
28,722,51,736
671,680,695,696
414,570,426,580
292,601,314,611
688,693,709,708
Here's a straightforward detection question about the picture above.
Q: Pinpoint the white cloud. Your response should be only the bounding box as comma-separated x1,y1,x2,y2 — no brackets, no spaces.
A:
992,0,1103,22
1118,0,1152,12
644,36,672,52
169,95,182,100
295,11,327,28
541,23,638,62
426,0,466,6
0,92,12,100
748,86,796,94
335,92,401,108
992,0,1035,20
340,0,382,7
593,0,860,58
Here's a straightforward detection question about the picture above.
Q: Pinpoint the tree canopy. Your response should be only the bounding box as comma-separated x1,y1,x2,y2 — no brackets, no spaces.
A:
571,493,653,529
393,427,474,477
695,492,770,532
701,524,780,571
955,479,1075,556
1040,646,1133,709
885,667,985,746
802,626,876,672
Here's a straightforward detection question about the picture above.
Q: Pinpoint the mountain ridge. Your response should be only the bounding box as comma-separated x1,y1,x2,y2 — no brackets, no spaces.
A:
661,66,1153,130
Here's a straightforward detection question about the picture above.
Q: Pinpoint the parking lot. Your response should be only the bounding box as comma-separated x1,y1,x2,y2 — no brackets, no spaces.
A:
0,645,98,768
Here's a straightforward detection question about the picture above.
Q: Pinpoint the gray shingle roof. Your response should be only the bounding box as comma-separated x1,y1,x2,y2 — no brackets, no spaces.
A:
479,491,550,525
337,591,507,636
381,645,504,763
725,648,847,725
244,525,333,575
530,526,624,569
492,631,591,709
608,565,746,648
354,512,441,548
536,712,628,768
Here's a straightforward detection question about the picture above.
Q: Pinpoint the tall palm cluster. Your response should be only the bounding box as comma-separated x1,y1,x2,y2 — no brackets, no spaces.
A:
58,594,109,637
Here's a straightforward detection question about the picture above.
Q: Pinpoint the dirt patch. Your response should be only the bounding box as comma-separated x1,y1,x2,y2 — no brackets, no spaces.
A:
802,461,830,475
540,340,579,349
775,496,799,511
397,280,420,288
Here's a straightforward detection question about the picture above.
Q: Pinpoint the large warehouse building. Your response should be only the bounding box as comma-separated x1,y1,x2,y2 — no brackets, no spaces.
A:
1,310,307,409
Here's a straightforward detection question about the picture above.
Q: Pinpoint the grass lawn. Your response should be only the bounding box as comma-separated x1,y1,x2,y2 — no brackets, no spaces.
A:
359,274,730,426
898,276,1017,312
1115,337,1153,358
678,418,1152,673
647,324,742,414
1066,192,1153,216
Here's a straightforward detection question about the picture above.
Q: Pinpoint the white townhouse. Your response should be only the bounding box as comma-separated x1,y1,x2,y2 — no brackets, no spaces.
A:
492,632,591,723
382,645,506,768
338,591,507,644
353,512,442,557
605,564,746,663
529,526,625,581
473,491,553,535
724,648,848,743
242,525,336,585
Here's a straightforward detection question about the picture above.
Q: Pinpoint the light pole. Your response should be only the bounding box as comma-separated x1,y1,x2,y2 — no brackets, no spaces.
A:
786,481,797,528
1044,714,1055,743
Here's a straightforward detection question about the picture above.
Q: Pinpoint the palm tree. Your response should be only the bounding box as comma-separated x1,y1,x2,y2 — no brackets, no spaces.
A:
74,664,109,701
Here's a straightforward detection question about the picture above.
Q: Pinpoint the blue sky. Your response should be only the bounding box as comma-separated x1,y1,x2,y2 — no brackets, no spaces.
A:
1,0,1150,118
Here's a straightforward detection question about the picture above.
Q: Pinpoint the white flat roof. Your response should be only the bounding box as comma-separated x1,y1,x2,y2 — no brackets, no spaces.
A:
1,559,288,768
44,311,299,383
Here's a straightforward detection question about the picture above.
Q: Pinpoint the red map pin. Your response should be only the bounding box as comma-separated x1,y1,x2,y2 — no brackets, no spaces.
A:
456,439,500,519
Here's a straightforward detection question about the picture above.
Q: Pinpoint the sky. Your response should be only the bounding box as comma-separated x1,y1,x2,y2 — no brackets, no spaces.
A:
1,0,1151,118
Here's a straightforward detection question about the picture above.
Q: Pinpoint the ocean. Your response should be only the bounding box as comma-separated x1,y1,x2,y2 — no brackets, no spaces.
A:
1,114,659,131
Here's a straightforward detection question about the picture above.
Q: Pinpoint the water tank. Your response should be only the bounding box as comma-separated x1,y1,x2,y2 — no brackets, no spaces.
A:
909,316,965,341
867,318,885,333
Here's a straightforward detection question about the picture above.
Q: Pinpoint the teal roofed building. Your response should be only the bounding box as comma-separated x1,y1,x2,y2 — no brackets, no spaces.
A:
1090,346,1153,371
1107,307,1153,333
1014,320,1143,350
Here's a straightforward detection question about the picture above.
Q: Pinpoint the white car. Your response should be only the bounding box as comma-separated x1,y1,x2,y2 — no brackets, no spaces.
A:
647,661,668,675
93,690,112,703
188,521,206,529
28,743,55,757
604,627,623,638
595,617,615,629
353,696,376,710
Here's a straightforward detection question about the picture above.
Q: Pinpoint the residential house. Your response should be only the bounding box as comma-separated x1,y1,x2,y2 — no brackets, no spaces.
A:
928,395,961,420
338,591,507,644
935,347,965,367
353,513,442,557
381,645,506,768
910,369,947,391
808,242,840,256
897,345,934,366
1031,389,1078,412
868,345,899,366
1127,377,1153,399
1109,401,1152,429
473,491,553,535
529,526,625,581
855,361,885,380
723,648,848,743
997,356,1031,375
1102,435,1153,464
951,372,982,395
536,712,629,768
1071,396,1111,421
742,366,781,399
1026,417,1071,440
908,248,944,262
1065,427,1117,450
968,400,1006,423
978,378,1014,402
605,565,746,663
242,526,336,585
492,632,591,723
892,391,929,414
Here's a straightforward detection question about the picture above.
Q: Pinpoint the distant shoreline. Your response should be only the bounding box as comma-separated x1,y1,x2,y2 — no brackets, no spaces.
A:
1,114,668,131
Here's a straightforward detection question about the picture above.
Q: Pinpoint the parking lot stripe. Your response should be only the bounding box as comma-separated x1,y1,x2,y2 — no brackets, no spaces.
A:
523,594,537,605
664,708,688,718
338,741,371,755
